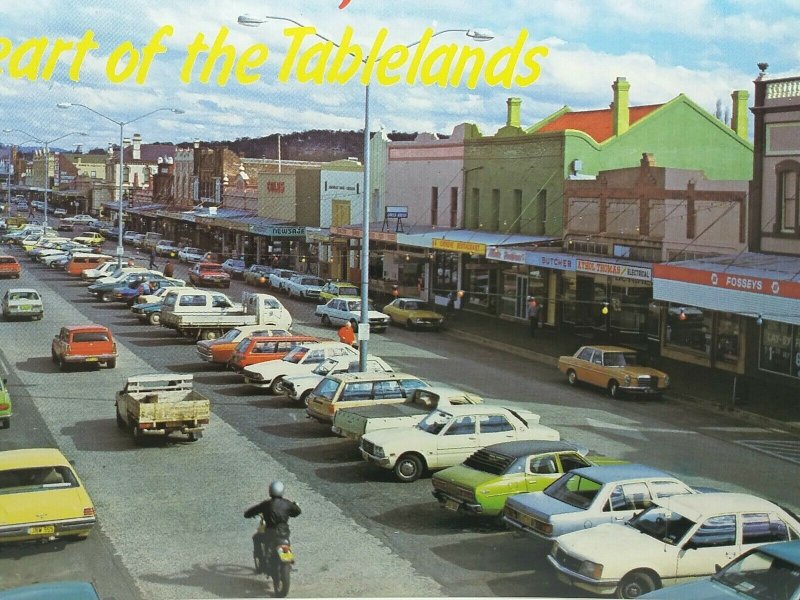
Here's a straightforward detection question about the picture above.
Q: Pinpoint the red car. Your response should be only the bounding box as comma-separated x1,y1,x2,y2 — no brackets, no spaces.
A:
189,262,231,288
0,256,21,279
51,325,118,370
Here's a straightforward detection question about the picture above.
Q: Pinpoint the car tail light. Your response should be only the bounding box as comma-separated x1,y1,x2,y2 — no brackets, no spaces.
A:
112,343,117,353
83,507,95,517
0,403,8,411
328,404,335,415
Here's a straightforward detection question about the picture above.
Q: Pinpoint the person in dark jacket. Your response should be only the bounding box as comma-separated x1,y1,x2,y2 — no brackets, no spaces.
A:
163,260,174,278
244,481,301,568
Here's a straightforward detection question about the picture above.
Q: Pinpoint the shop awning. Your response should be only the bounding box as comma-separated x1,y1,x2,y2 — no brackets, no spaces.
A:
653,252,800,325
398,229,556,253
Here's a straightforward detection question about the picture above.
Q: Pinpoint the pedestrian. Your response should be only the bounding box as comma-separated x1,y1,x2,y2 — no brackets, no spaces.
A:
338,321,357,348
527,296,540,338
163,259,174,278
149,248,157,270
446,290,456,318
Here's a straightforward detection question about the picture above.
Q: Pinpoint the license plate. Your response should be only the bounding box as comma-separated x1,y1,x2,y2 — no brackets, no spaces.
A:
444,499,460,512
20,305,31,310
85,357,98,362
28,525,55,535
277,548,294,562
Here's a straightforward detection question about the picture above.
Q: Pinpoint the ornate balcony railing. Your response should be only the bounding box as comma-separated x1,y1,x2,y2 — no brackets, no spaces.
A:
766,77,800,100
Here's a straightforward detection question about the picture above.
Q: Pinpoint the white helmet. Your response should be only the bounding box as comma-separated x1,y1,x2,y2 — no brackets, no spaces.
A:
269,480,285,498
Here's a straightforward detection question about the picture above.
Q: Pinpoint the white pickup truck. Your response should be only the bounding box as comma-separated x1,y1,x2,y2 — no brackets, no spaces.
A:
114,374,211,445
160,291,292,340
331,387,483,441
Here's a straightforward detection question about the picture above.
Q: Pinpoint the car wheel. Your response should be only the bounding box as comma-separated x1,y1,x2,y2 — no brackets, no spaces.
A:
393,453,424,483
132,425,145,446
58,356,67,371
101,292,112,303
148,312,161,326
269,376,285,395
567,369,578,386
1,418,9,429
51,349,58,363
608,380,621,399
107,359,116,369
405,319,413,330
321,314,331,326
300,390,312,407
616,571,656,599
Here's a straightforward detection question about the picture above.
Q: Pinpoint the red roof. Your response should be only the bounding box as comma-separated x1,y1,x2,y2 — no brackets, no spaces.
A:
536,104,663,142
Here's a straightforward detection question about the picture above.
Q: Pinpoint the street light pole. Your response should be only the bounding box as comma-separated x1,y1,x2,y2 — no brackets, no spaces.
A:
238,14,492,371
57,103,184,267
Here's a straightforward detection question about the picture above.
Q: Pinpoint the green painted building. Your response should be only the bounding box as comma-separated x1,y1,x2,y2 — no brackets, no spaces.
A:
463,77,754,237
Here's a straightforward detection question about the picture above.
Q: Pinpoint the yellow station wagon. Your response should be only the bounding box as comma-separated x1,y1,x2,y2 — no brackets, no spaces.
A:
0,448,97,544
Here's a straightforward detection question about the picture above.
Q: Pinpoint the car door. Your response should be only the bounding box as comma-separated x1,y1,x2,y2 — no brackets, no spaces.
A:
477,413,518,447
435,415,477,468
739,512,793,556
524,453,563,492
601,481,654,525
677,514,739,579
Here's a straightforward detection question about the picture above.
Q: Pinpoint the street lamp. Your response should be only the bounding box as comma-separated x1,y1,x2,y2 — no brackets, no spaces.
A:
238,14,493,371
2,129,87,227
57,103,185,267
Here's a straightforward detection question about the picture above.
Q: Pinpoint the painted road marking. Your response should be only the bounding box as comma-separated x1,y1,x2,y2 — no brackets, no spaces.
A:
735,439,800,466
586,418,696,434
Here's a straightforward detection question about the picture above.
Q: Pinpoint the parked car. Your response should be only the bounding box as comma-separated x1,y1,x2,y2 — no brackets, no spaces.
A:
360,405,560,482
285,274,325,300
131,297,171,326
0,581,101,600
383,297,445,330
241,341,356,393
110,275,185,305
87,269,161,302
178,246,205,263
63,214,95,224
100,226,121,240
243,264,274,286
284,355,393,406
52,207,67,218
268,268,299,292
72,232,105,247
319,281,359,302
558,345,670,399
0,448,97,543
0,255,20,278
502,464,699,541
189,262,231,288
196,326,292,365
221,258,246,279
51,325,118,370
229,334,321,373
640,540,800,599
121,230,139,244
550,493,800,598
155,239,181,257
57,220,74,232
315,297,391,332
2,288,43,320
0,376,11,429
431,441,624,517
86,220,111,233
132,233,146,248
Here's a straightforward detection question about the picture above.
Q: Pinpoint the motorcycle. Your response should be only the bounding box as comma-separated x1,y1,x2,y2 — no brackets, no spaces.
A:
253,517,294,597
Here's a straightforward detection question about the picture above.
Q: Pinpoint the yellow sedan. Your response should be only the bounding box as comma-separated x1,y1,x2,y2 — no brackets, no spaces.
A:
382,298,445,331
0,448,97,543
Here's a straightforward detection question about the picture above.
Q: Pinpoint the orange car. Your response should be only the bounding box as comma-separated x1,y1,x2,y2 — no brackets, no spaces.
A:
196,326,292,366
0,256,21,279
228,334,319,372
51,325,118,370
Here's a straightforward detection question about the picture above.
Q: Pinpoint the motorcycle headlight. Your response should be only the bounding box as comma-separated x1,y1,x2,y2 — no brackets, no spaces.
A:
624,374,631,385
578,560,603,579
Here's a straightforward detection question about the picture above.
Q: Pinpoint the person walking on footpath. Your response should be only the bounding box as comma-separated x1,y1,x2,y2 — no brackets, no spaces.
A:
163,259,174,278
149,248,158,270
527,296,540,338
446,290,456,319
338,321,357,348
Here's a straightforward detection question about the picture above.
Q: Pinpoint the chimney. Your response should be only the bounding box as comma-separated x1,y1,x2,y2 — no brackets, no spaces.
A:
122,138,131,149
612,77,630,136
132,133,142,161
506,98,522,128
731,90,749,139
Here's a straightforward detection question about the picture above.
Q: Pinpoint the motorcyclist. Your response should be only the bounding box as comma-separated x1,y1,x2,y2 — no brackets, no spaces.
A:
244,481,301,569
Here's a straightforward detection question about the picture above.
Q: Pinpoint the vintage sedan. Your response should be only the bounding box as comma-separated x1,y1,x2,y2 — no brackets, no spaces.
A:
360,405,560,483
383,297,445,330
2,288,43,320
558,345,670,399
0,256,21,279
549,493,800,598
221,258,247,279
0,376,11,429
189,262,231,288
154,239,181,257
502,464,697,541
432,441,624,517
51,325,118,370
319,281,359,302
0,448,97,544
177,246,205,263
243,264,274,287
72,232,105,247
195,325,291,365
315,297,391,332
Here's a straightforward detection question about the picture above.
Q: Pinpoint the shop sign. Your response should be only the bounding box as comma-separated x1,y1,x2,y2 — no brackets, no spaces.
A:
265,181,285,193
385,205,408,219
432,238,486,254
486,246,525,264
577,259,652,282
527,253,577,271
264,225,306,237
654,264,800,300
330,226,396,242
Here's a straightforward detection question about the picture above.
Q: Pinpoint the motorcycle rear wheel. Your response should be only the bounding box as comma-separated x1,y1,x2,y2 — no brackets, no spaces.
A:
272,563,291,598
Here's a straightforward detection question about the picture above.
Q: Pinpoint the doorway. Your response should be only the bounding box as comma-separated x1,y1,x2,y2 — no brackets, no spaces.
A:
515,274,529,319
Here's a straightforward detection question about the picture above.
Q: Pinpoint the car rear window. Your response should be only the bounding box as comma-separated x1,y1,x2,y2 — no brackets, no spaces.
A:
463,449,516,475
0,257,17,264
9,292,39,301
0,466,79,493
72,332,110,343
544,473,603,509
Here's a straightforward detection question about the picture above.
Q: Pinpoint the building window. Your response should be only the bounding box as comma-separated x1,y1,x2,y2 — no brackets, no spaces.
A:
512,189,522,233
431,186,438,226
450,187,458,227
715,312,741,365
780,168,798,233
432,252,459,297
665,304,712,356
490,189,500,231
470,188,480,229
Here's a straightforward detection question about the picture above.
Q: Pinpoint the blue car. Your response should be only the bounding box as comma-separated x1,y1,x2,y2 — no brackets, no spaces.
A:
0,581,100,600
221,258,246,279
131,301,163,325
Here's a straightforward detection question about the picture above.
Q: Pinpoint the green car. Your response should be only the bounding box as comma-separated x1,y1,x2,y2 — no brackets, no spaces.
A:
0,377,11,429
431,440,625,517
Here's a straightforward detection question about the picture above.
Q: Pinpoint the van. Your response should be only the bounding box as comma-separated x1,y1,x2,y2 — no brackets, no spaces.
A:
228,334,320,372
65,253,114,277
305,372,429,424
141,232,163,251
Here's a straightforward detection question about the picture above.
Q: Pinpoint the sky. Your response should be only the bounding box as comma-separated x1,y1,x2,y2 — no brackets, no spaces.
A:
0,0,799,153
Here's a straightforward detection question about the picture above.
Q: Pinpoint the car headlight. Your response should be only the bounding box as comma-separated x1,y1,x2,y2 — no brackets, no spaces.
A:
578,560,603,579
246,371,263,381
624,374,631,385
372,446,385,458
663,375,670,387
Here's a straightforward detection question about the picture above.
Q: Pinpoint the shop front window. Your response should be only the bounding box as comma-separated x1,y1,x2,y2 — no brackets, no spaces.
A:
759,320,794,376
715,313,741,365
433,252,458,297
561,273,577,324
665,304,712,356
609,281,650,335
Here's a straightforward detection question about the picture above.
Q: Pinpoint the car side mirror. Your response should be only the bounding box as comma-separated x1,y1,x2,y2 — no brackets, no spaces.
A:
682,541,697,551
714,563,722,574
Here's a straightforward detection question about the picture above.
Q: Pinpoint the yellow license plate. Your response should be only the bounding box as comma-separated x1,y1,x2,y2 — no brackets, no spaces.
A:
444,499,460,512
28,525,55,535
85,357,98,362
20,305,31,310
278,550,294,562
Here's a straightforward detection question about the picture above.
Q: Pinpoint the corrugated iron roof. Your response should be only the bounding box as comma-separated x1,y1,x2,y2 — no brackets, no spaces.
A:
537,104,663,142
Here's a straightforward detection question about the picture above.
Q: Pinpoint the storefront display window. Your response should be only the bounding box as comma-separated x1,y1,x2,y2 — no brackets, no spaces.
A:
432,252,459,297
464,268,492,310
561,273,577,324
609,281,650,335
759,320,794,377
665,304,712,356
715,313,741,365
500,267,547,320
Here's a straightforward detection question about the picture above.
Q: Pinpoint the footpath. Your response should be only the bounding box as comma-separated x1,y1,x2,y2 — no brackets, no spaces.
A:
441,309,800,436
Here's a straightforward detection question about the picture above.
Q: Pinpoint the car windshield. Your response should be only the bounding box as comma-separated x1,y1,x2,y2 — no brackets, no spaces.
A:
218,328,242,343
312,377,340,401
0,466,79,494
314,358,340,375
417,410,453,434
8,292,39,301
712,549,799,600
627,506,696,545
603,352,638,367
463,448,517,475
403,301,423,310
283,347,308,364
302,277,323,286
262,298,281,309
346,300,375,312
543,473,603,509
